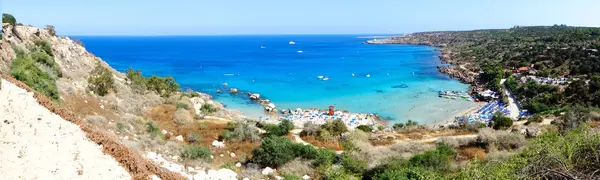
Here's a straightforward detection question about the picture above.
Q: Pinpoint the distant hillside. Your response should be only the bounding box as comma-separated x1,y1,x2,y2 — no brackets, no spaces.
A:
370,25,600,113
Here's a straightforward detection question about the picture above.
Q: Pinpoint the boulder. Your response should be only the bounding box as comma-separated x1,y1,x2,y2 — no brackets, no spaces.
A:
229,88,238,93
303,175,311,180
175,135,184,142
262,167,275,175
212,140,225,148
235,162,242,167
249,93,260,100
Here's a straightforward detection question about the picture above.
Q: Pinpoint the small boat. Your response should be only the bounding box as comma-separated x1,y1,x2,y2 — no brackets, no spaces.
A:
323,77,329,81
366,74,371,78
222,82,228,86
351,73,355,77
260,46,266,49
224,74,234,76
297,50,303,53
289,41,296,45
317,75,324,79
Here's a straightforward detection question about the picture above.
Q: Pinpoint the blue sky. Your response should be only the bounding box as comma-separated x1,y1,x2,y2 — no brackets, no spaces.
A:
3,0,600,35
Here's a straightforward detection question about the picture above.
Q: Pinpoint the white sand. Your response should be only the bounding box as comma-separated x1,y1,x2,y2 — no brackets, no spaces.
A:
0,79,131,180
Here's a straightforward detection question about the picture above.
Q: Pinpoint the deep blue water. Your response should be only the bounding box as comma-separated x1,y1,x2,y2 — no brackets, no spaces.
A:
77,35,475,123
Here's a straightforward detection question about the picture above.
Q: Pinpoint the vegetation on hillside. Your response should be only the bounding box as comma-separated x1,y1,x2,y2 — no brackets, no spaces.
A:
87,63,116,96
125,67,180,96
2,13,16,25
10,41,61,101
398,25,600,113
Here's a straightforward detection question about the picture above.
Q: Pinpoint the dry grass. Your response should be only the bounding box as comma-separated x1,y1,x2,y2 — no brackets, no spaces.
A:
457,147,486,161
279,159,315,177
300,135,343,151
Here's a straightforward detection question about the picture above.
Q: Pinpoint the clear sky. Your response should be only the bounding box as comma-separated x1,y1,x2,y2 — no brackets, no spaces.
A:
2,0,600,35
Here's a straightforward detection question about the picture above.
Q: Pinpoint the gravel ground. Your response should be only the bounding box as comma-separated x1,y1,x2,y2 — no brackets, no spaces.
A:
0,79,131,180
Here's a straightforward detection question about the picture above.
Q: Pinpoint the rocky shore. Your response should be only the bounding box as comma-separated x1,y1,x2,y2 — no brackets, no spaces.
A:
364,34,481,89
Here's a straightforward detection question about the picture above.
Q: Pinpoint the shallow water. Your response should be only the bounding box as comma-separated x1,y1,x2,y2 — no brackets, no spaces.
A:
76,35,476,124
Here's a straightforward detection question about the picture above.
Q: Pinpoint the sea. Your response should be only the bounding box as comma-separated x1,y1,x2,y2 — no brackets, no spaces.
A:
76,35,477,124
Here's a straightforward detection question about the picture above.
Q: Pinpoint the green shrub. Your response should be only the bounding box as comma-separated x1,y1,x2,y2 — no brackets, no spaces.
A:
181,145,211,160
145,121,160,138
408,144,456,171
341,154,368,174
125,67,180,96
191,92,201,97
30,50,61,77
33,40,53,57
230,121,261,142
176,103,189,110
527,114,543,124
115,122,126,132
251,136,318,167
492,111,513,130
313,148,337,167
2,13,16,25
392,123,405,130
10,54,59,101
356,125,373,132
200,103,218,114
220,129,233,140
263,120,294,137
87,63,115,96
321,119,348,136
406,120,418,127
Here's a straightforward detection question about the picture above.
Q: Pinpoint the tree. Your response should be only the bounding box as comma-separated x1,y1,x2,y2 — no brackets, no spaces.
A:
356,125,373,132
492,111,513,130
321,119,348,136
2,13,16,25
251,136,317,167
87,63,115,96
45,25,56,36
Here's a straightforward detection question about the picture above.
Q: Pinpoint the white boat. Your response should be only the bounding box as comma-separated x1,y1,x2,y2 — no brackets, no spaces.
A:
366,74,371,78
289,41,296,45
351,73,355,77
260,46,265,49
297,50,303,53
317,75,324,79
323,77,329,81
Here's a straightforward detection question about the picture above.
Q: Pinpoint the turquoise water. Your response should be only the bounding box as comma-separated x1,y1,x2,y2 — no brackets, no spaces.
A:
76,35,476,124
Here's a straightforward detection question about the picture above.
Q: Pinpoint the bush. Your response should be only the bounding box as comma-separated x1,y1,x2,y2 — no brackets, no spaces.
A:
87,63,115,96
220,130,233,141
181,145,211,160
251,136,317,167
356,125,373,132
280,172,302,180
34,40,53,57
30,50,61,77
176,103,189,110
408,144,456,171
341,154,368,174
492,111,513,130
313,148,337,167
406,120,418,127
477,128,526,151
392,123,405,130
45,25,56,36
10,53,59,101
125,67,180,96
554,105,590,134
301,122,320,136
187,132,201,143
230,121,261,142
263,120,295,137
321,119,348,136
174,108,193,126
115,122,126,132
200,103,218,114
527,114,543,124
145,121,162,139
2,13,16,25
